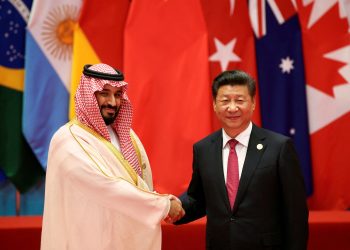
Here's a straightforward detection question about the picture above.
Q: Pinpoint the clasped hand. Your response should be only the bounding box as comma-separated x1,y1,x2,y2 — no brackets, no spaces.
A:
164,195,185,224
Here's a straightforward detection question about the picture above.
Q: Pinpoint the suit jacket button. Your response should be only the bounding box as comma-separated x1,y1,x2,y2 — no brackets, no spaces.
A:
230,217,236,222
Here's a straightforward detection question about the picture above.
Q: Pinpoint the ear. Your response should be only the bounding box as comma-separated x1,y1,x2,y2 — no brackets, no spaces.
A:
252,97,256,111
213,100,217,112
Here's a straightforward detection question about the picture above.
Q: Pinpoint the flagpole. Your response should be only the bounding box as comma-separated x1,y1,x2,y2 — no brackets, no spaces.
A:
16,190,21,216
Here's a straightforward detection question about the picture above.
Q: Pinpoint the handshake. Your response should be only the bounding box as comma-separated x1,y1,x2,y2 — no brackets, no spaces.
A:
164,195,185,224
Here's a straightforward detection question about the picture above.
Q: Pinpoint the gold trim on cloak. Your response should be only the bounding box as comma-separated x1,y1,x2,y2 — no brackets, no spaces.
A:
68,119,143,186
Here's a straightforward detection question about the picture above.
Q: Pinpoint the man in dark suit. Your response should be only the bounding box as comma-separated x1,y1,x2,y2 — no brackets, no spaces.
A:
176,70,308,250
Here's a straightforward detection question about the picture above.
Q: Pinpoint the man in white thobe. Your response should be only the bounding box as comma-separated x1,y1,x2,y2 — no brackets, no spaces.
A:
41,63,184,250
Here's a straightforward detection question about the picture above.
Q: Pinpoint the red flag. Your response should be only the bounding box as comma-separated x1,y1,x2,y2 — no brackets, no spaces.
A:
202,0,261,128
297,0,350,209
124,0,212,194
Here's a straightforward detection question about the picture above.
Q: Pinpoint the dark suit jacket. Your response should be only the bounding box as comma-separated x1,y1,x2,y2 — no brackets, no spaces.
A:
177,124,308,250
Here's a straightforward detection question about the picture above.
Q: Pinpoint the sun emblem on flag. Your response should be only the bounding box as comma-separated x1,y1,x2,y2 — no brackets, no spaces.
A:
41,4,79,61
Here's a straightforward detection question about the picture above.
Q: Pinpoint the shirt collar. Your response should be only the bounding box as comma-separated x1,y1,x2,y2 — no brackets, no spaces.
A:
222,122,252,149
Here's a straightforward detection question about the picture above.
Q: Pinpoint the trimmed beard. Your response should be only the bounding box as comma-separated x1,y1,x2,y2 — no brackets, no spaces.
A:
101,104,120,125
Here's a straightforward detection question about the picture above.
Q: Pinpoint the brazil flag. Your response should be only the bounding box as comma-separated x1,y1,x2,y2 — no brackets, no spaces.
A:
0,0,44,193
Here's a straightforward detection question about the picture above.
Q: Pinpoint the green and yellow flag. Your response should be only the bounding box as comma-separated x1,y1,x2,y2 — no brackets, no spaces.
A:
0,0,44,193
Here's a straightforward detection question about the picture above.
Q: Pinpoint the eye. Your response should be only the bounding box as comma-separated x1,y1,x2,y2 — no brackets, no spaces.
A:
99,91,108,97
115,91,123,98
220,99,229,105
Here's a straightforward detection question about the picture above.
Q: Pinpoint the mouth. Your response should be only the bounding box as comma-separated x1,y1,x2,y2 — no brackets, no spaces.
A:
102,104,117,112
104,107,116,113
102,107,117,117
226,116,240,120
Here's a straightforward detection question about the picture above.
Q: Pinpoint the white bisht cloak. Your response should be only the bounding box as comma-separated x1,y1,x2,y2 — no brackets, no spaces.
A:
41,122,170,250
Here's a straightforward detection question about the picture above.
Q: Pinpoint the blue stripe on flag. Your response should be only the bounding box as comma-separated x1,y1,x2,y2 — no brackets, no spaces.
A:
23,31,69,168
255,5,313,195
0,168,6,182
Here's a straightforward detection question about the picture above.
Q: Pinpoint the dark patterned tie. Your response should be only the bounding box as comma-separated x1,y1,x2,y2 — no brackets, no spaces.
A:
227,139,239,209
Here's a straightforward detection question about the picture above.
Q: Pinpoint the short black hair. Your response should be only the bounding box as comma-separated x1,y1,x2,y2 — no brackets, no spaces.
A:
212,70,256,99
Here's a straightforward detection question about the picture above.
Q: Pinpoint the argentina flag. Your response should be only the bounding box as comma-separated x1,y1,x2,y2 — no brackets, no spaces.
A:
250,0,313,195
23,0,81,168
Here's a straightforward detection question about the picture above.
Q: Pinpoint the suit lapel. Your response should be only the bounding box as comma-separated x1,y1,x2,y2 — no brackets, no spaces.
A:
232,125,266,213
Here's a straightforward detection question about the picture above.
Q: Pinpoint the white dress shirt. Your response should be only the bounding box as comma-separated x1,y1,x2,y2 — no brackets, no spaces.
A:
222,122,252,182
107,125,121,151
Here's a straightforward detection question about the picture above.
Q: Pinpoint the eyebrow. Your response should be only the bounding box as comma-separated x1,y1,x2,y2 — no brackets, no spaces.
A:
99,89,123,95
219,94,245,98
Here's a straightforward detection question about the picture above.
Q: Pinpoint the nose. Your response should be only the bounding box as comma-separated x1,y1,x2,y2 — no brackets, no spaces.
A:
227,101,238,111
107,95,117,106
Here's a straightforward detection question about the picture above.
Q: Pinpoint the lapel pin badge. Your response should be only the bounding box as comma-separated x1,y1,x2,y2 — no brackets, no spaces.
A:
257,144,263,150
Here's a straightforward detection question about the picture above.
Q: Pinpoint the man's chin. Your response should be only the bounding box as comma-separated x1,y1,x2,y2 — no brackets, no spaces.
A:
103,116,117,125
101,108,119,125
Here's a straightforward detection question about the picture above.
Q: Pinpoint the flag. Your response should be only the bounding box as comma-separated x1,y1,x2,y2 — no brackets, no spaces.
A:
203,0,261,128
297,0,350,209
0,169,6,182
23,0,82,168
0,0,44,192
69,0,130,119
124,0,212,194
251,0,313,196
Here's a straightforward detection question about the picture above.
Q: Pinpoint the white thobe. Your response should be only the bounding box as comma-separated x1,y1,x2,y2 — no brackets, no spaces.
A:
41,121,170,250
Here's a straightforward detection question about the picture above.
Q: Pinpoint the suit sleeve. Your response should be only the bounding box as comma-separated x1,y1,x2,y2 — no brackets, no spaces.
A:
279,139,309,250
176,145,206,224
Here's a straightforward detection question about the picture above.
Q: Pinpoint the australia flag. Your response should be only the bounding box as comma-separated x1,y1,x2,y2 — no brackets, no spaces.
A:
251,0,313,196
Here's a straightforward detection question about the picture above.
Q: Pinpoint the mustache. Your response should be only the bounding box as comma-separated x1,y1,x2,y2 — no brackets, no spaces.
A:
101,104,118,110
